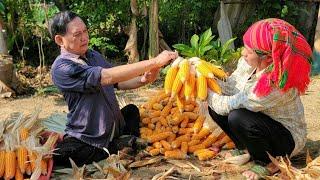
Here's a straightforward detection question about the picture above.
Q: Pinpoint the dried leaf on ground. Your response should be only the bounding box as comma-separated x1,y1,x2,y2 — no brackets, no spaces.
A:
129,156,163,168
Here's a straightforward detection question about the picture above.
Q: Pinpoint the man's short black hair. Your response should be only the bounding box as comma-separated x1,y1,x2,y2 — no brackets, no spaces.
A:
49,11,79,39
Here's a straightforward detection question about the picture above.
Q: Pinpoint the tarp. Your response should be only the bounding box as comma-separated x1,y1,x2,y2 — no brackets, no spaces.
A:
217,1,235,50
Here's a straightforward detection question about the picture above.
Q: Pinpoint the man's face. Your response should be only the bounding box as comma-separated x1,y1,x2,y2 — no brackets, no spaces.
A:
57,17,89,56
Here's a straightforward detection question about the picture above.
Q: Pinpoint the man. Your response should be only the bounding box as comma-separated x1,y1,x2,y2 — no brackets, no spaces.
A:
49,11,178,167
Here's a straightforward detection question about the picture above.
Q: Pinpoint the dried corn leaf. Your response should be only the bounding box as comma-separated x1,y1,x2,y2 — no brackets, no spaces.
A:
306,149,313,164
129,156,163,168
166,159,193,169
70,158,86,180
151,167,175,180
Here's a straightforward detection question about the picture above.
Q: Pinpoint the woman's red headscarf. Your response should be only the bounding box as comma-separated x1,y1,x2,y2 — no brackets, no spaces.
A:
243,18,312,97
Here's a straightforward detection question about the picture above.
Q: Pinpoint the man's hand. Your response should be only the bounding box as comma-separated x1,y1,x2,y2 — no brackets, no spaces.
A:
140,68,160,84
154,50,178,68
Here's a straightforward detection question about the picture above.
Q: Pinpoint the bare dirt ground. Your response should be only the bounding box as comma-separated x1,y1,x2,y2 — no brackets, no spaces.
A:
0,76,319,179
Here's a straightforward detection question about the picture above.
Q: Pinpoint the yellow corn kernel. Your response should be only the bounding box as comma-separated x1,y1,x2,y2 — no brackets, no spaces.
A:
160,140,172,151
205,61,227,80
197,149,216,161
159,116,168,127
192,127,210,140
152,103,164,111
183,112,198,121
184,73,196,101
176,96,185,113
149,148,160,156
17,146,28,174
188,139,201,146
196,72,207,101
164,66,179,95
202,133,219,148
207,78,222,94
161,102,173,117
20,127,29,141
15,166,24,180
184,104,195,112
153,142,162,149
170,75,183,99
164,150,187,159
193,115,205,134
0,150,5,177
41,159,48,175
5,151,16,179
147,132,172,143
178,59,190,83
180,115,189,128
196,61,214,78
188,144,206,153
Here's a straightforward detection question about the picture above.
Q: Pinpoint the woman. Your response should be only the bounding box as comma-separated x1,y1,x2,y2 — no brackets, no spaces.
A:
207,18,312,179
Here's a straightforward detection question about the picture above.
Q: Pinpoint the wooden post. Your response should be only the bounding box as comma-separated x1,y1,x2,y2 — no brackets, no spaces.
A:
148,0,159,58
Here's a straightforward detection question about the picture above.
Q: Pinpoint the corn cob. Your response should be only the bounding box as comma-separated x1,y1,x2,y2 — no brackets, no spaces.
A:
147,132,172,143
196,60,214,78
164,66,179,95
222,141,236,149
207,78,222,94
184,69,196,101
188,139,201,146
171,75,183,99
0,150,5,177
160,140,172,151
204,61,227,80
188,144,206,153
176,95,185,113
149,148,160,156
19,128,29,141
164,150,187,159
153,142,162,149
196,72,207,101
192,127,210,140
180,115,189,128
15,166,24,180
181,142,188,154
197,149,216,161
193,115,205,133
183,112,198,121
5,151,16,179
16,146,28,174
152,103,164,111
202,133,219,148
161,102,173,117
178,59,190,83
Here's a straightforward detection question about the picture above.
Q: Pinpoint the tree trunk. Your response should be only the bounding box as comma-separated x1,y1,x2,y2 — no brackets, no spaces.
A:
124,0,140,64
0,55,13,87
0,19,8,55
148,0,159,58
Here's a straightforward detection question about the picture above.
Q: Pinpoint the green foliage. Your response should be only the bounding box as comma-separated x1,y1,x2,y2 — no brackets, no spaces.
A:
89,37,119,53
173,28,241,66
0,1,4,13
36,85,60,95
205,38,242,66
70,0,131,54
173,28,214,58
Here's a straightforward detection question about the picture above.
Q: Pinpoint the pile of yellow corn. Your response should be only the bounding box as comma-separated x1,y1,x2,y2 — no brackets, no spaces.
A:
0,110,58,180
139,90,234,161
164,57,227,104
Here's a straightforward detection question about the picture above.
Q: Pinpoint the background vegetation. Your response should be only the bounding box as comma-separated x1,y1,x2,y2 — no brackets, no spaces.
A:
0,0,316,67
